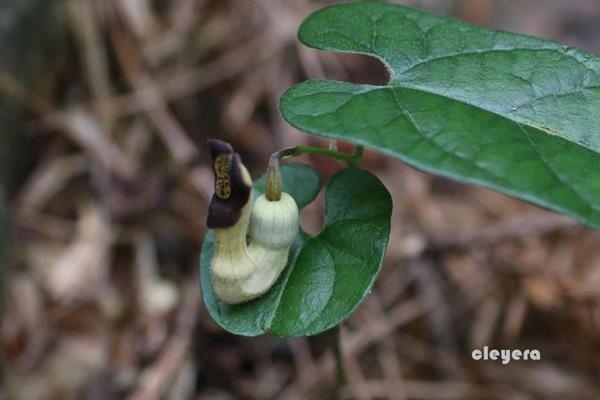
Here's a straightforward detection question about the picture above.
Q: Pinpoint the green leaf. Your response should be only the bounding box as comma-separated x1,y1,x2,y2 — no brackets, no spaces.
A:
280,2,600,230
268,168,391,336
200,166,392,336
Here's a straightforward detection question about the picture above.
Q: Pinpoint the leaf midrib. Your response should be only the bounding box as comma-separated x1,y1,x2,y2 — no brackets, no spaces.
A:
394,81,599,153
291,76,599,155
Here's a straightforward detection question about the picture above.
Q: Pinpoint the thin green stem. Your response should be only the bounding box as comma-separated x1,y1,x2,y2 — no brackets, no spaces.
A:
348,145,364,168
332,325,347,390
272,144,364,168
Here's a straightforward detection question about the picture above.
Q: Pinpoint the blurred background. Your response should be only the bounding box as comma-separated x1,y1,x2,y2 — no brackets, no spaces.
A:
2,0,600,399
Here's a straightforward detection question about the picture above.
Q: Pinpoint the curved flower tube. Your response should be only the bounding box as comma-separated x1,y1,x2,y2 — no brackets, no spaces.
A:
207,139,299,304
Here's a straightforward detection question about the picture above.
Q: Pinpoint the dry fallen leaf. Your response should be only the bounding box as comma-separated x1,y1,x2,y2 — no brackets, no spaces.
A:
44,204,113,302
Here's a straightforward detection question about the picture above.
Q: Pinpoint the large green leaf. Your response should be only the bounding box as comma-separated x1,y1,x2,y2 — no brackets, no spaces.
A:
200,166,392,336
280,2,600,230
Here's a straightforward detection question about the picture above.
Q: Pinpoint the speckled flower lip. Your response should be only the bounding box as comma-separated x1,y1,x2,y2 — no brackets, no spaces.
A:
206,139,252,229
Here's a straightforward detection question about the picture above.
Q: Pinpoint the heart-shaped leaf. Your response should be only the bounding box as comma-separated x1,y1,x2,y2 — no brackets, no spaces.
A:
280,2,600,230
200,166,392,336
267,168,392,336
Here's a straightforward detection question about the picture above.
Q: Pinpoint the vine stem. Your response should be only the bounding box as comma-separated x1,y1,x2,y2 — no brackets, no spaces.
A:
270,143,364,168
332,325,347,392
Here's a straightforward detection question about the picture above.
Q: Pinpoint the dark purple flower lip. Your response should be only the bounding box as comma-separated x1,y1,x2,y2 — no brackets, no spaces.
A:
206,139,252,229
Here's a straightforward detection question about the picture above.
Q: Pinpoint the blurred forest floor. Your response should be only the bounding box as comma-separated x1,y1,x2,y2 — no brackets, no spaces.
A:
2,0,600,399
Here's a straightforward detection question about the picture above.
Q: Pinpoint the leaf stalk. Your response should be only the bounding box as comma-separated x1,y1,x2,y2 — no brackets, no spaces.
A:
271,143,364,168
